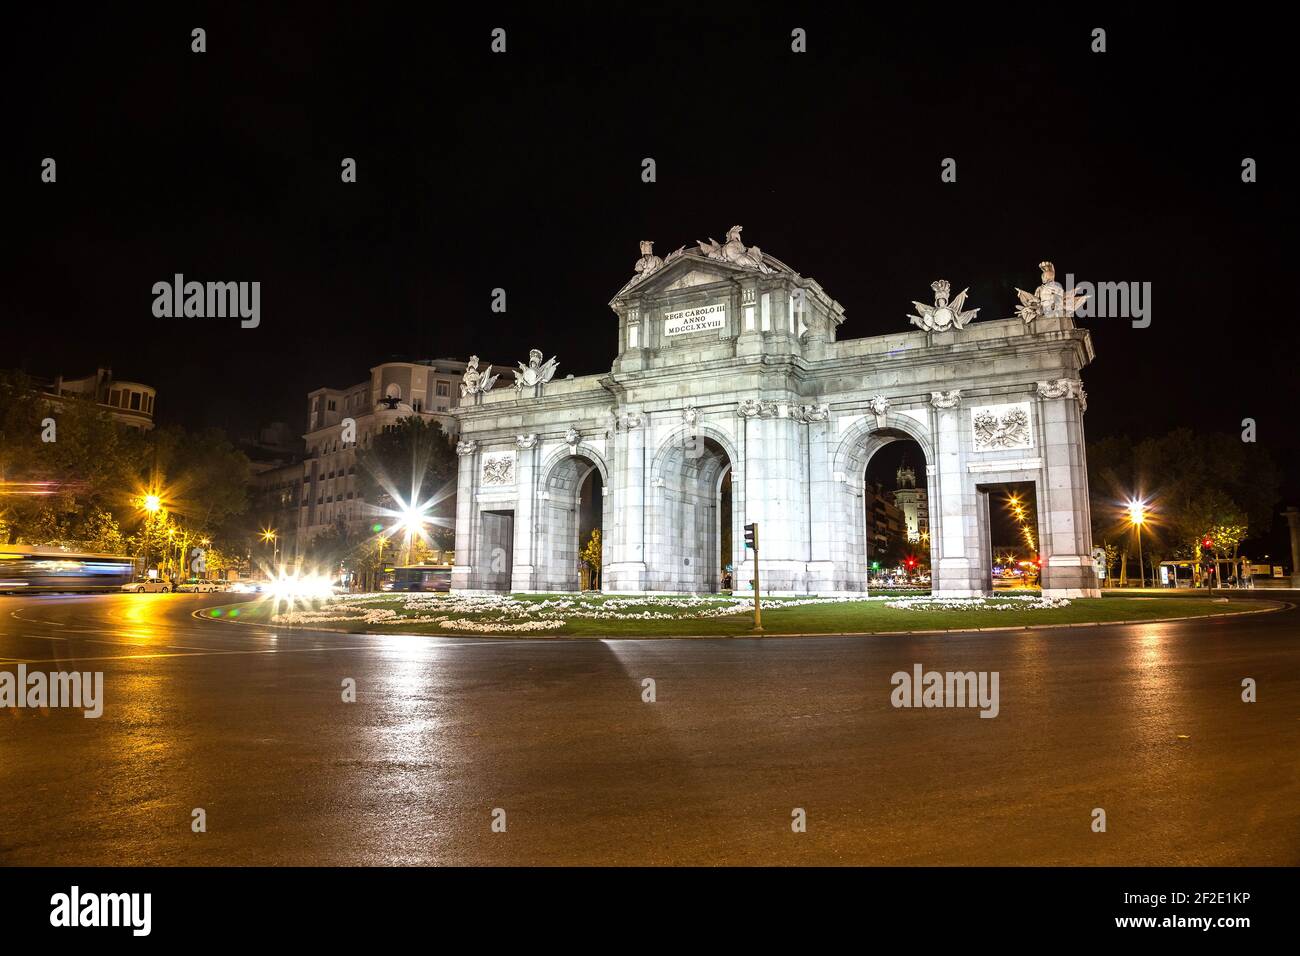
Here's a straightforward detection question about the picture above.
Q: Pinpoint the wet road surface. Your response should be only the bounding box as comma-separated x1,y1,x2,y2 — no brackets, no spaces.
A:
1,592,1297,865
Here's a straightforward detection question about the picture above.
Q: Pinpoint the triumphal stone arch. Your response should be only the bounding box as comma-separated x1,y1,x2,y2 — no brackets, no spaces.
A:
451,227,1100,599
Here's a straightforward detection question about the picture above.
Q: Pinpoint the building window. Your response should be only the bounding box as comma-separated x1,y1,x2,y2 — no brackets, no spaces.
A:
130,392,142,410
109,389,121,407
413,399,422,412
327,400,336,411
436,381,449,397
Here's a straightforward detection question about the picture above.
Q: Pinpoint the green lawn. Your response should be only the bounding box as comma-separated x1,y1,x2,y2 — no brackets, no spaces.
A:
213,591,1269,638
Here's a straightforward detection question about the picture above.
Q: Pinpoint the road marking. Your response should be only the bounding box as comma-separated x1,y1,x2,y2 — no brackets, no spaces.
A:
17,645,378,664
9,608,66,626
11,636,552,665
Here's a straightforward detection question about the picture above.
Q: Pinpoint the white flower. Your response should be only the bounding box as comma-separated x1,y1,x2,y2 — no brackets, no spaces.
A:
267,590,1064,634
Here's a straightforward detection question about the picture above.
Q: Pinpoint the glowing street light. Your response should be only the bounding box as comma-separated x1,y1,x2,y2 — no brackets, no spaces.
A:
401,505,425,535
397,504,429,565
1127,499,1147,526
260,528,280,568
1126,498,1149,588
142,493,162,513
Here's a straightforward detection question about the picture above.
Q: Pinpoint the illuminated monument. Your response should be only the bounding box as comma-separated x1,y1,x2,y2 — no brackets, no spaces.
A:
451,229,1099,598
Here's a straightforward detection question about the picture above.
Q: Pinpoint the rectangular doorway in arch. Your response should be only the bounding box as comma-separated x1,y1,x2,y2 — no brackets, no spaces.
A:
977,481,1041,592
479,509,514,591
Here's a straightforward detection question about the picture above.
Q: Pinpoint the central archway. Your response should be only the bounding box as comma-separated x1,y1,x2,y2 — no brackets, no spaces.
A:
863,437,929,587
833,414,938,592
651,433,733,592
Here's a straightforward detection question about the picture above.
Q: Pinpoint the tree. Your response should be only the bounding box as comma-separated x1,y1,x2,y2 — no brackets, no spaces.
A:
305,518,357,572
202,543,239,579
1088,428,1279,560
1099,541,1119,587
125,513,174,574
0,375,140,544
0,374,251,567
580,529,602,590
354,417,457,551
143,425,251,533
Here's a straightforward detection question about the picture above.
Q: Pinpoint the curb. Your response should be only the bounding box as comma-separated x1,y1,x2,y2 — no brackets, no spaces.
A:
194,598,1291,641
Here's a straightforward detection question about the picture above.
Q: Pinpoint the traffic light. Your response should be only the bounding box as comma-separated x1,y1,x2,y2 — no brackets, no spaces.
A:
743,522,757,550
904,556,917,569
1202,537,1215,551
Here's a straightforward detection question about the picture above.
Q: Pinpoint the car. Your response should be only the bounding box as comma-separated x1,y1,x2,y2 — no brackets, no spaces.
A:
121,579,171,593
176,580,225,593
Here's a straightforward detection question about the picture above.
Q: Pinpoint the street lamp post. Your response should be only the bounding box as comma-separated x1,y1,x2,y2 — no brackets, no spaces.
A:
140,492,162,578
260,528,279,574
165,526,177,586
1135,522,1144,588
400,505,426,568
1127,499,1148,590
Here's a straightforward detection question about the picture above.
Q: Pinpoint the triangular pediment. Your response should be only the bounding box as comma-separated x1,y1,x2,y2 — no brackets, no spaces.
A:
660,264,738,291
610,250,779,304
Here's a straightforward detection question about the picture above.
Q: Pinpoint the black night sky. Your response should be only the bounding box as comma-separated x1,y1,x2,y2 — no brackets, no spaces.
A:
5,7,1296,515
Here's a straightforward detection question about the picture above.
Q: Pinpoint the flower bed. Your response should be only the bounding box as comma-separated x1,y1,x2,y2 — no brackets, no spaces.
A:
883,595,1070,611
268,591,1069,633
270,592,865,629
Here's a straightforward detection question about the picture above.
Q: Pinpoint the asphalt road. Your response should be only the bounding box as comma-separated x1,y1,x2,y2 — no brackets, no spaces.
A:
1,592,1297,865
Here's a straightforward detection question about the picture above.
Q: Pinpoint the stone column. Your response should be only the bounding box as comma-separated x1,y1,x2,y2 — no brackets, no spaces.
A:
735,403,765,595
606,413,647,591
1036,381,1100,598
510,435,538,591
804,405,835,592
451,440,478,591
931,392,983,597
734,282,763,358
759,403,806,592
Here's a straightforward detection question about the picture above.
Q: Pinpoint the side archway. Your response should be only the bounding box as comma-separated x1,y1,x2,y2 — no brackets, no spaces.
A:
537,445,610,591
831,411,937,591
649,423,739,592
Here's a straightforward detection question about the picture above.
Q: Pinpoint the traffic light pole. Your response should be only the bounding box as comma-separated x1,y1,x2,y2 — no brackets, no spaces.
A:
745,521,762,632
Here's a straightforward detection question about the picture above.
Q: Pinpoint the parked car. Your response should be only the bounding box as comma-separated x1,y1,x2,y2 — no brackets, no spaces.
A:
121,579,172,593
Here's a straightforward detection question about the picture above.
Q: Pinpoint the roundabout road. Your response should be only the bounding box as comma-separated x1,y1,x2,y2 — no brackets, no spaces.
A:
2,591,1297,865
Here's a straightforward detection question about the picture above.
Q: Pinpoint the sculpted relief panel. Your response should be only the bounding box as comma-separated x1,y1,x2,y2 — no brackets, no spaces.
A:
481,452,516,486
971,402,1033,451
